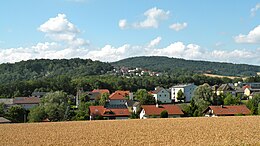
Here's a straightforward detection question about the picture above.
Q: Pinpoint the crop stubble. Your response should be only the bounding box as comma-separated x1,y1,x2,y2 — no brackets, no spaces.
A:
0,116,259,146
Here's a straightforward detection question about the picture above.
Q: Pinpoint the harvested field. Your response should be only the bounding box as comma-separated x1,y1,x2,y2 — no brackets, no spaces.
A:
0,116,260,146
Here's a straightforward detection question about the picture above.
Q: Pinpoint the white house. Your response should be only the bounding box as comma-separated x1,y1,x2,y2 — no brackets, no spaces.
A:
170,83,197,102
151,87,171,103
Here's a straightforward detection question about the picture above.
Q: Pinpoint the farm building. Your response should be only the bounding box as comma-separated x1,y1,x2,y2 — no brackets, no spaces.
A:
203,105,251,117
140,104,184,119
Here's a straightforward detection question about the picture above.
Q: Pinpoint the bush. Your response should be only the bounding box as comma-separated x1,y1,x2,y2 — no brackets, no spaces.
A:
160,110,168,118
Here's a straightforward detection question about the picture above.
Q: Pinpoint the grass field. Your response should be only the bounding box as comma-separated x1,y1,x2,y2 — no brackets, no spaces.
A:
0,116,259,146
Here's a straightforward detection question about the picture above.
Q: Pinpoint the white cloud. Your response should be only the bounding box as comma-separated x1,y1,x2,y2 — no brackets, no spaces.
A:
119,19,127,29
169,22,188,31
148,37,162,48
1,14,260,65
234,25,260,43
120,7,170,29
251,3,260,16
38,13,89,47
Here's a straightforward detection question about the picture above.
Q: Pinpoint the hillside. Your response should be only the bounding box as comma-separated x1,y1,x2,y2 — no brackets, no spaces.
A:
0,116,259,145
112,56,260,76
0,58,113,84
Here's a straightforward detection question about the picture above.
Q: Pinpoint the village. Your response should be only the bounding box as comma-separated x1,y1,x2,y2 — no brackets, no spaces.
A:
1,81,259,123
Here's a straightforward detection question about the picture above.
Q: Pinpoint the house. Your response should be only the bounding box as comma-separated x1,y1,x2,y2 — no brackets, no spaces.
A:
13,97,40,110
140,104,184,119
151,87,171,103
170,83,197,102
216,84,236,96
243,85,260,98
76,90,103,107
108,90,130,105
89,106,130,120
92,89,110,95
203,105,251,117
0,117,11,124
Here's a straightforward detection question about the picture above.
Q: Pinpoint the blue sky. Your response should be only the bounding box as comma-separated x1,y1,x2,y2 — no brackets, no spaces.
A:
0,0,260,65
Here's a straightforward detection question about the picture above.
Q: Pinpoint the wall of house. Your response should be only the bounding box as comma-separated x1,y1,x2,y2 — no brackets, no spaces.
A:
19,103,39,110
153,89,171,103
109,99,127,105
171,84,196,102
139,109,147,119
244,88,251,96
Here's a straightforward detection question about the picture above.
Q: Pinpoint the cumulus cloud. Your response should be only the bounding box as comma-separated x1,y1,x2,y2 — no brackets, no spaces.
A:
1,14,260,65
148,37,162,48
234,25,260,43
38,13,89,46
251,3,260,16
118,19,127,29
169,22,188,31
119,7,170,29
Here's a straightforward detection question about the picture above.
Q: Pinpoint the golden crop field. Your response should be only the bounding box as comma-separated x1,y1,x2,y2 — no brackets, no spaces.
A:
0,116,260,146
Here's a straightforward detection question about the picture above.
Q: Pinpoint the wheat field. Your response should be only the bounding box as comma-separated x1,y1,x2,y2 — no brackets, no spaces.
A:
0,116,259,146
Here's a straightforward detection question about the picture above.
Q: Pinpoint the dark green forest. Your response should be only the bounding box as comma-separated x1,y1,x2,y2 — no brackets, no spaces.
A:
0,57,260,98
0,58,113,84
112,56,260,76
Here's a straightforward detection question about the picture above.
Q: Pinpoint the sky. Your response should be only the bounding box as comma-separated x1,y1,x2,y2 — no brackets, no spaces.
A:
0,0,260,65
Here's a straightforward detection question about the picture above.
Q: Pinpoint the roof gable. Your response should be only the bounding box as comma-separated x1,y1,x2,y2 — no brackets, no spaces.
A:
14,97,40,104
205,105,251,115
92,89,110,94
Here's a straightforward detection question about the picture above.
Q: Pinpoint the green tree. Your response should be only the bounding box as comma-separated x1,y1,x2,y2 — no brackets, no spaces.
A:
247,94,260,115
135,89,156,105
0,102,4,117
6,105,25,123
177,90,185,102
28,106,46,122
191,84,212,116
160,110,168,118
223,93,240,105
74,102,92,120
99,93,109,106
41,91,69,122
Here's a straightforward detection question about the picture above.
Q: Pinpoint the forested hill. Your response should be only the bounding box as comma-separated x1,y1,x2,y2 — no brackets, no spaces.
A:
0,58,113,84
112,56,260,76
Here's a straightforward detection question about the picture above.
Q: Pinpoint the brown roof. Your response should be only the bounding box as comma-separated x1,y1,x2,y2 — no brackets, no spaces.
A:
92,89,110,94
89,106,130,117
14,97,40,104
141,105,184,116
204,105,251,116
114,90,130,96
109,90,129,100
150,87,163,94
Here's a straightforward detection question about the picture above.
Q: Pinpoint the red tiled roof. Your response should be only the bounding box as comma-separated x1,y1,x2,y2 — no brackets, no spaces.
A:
114,90,130,96
205,105,251,115
109,90,130,100
243,85,251,90
14,97,40,104
141,105,184,116
89,106,130,117
92,89,110,94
